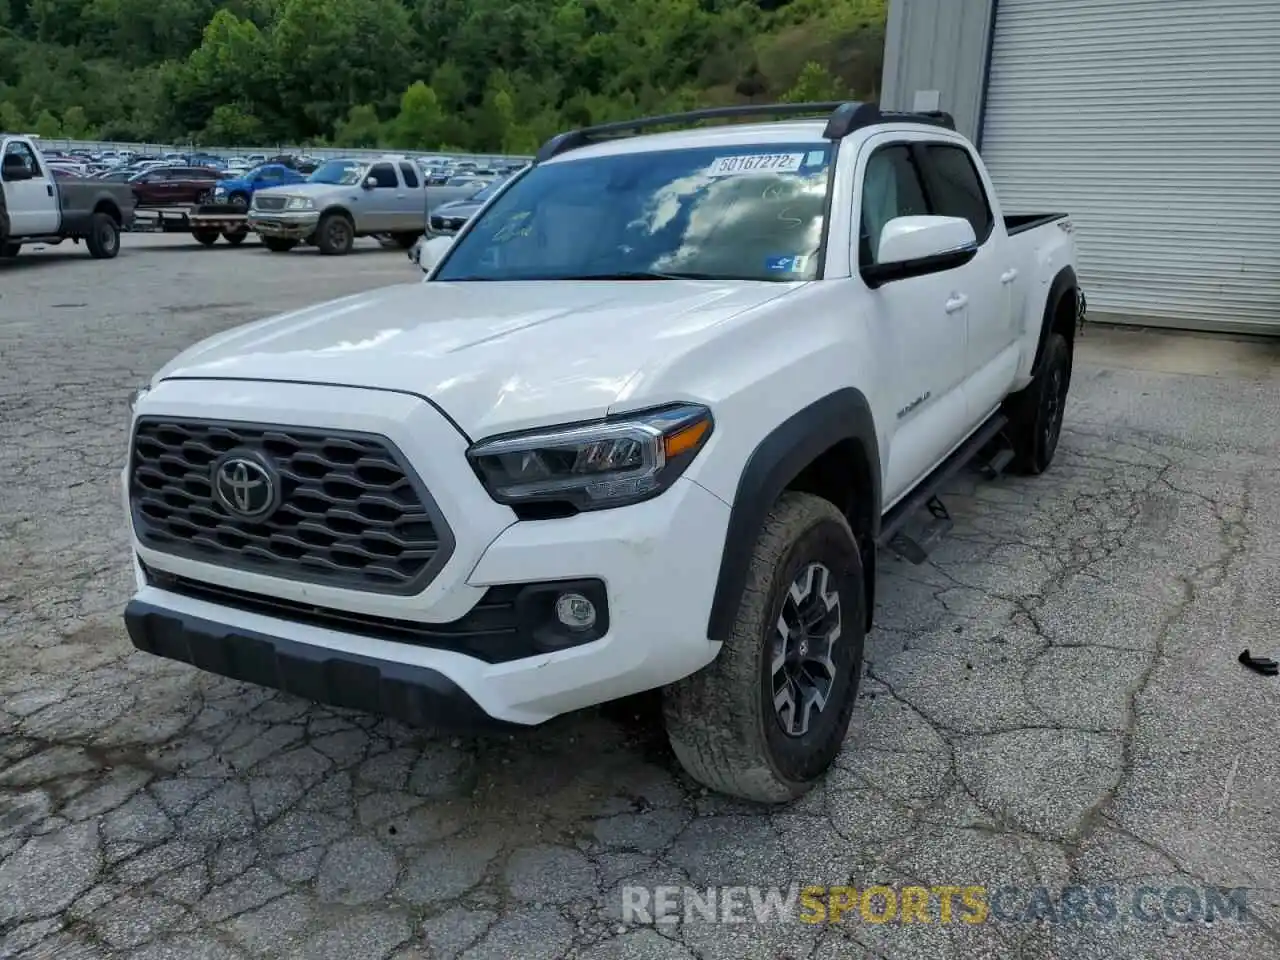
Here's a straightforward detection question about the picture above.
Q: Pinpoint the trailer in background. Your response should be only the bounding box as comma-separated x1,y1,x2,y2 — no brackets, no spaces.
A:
130,203,251,246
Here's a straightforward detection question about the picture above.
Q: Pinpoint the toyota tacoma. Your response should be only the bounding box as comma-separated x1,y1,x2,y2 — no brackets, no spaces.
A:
122,102,1085,802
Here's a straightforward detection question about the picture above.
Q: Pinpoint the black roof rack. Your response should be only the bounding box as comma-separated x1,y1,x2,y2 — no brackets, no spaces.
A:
533,101,956,163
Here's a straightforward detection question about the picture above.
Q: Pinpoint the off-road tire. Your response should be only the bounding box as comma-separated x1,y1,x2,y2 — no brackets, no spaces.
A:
192,229,219,246
223,228,247,246
316,213,354,256
0,242,19,258
262,237,297,253
85,213,120,260
663,492,865,803
1004,331,1071,475
228,193,249,210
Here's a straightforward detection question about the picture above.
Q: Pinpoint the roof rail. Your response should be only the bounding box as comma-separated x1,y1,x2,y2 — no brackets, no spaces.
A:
534,101,955,163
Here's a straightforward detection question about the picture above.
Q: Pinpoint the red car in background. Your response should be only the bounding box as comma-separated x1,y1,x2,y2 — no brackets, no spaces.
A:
129,166,227,207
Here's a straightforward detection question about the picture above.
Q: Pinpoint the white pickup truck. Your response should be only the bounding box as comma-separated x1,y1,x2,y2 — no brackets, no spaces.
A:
1,133,135,259
122,102,1085,802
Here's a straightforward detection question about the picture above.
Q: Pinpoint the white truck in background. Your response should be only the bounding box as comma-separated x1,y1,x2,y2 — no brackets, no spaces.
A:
0,133,135,259
122,102,1085,802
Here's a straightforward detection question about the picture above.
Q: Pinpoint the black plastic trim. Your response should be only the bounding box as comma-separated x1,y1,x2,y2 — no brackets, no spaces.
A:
1004,213,1068,236
861,244,978,290
1032,266,1080,372
535,101,956,164
124,599,520,730
707,388,881,644
143,566,609,663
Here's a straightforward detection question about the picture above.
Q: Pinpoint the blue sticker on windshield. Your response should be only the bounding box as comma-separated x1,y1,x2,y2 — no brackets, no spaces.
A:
765,255,808,272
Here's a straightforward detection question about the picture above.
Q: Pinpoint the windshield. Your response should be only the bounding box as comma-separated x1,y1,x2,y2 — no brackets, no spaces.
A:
435,142,833,282
308,159,364,185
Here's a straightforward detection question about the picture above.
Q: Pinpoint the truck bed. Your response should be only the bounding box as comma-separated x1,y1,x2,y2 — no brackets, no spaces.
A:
1004,213,1068,236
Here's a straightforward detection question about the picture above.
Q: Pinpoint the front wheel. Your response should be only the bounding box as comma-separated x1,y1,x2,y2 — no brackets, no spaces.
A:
223,228,247,246
315,213,354,256
192,229,219,246
663,492,865,803
86,213,120,259
1004,331,1071,475
0,242,19,258
262,237,297,253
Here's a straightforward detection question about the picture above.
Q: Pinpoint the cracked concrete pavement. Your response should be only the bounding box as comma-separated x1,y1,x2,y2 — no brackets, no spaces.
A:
2,234,1279,959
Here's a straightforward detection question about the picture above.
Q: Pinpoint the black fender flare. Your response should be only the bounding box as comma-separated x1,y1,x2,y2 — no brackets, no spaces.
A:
706,388,881,644
1032,265,1079,374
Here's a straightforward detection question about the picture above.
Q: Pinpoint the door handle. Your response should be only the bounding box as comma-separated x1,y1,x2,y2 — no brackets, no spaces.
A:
945,293,969,314
1000,268,1018,285
47,184,54,197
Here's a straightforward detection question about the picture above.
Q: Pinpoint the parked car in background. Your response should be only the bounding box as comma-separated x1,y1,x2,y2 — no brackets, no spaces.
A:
427,177,509,234
249,155,428,255
2,134,136,259
211,163,308,210
129,166,223,208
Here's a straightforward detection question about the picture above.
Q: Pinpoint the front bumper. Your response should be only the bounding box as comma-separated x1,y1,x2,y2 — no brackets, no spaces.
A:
125,599,511,730
249,210,320,239
124,379,731,726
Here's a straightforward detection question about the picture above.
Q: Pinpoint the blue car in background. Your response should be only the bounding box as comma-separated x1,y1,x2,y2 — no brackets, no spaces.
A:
210,163,307,209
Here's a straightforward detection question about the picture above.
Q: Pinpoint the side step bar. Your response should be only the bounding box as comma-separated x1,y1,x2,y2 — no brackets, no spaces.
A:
876,413,1010,563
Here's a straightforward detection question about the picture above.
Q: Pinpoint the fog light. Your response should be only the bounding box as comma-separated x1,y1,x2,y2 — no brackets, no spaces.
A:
555,592,597,631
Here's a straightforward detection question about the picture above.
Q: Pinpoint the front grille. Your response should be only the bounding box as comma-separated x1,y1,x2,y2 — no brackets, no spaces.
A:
129,418,454,595
255,195,287,211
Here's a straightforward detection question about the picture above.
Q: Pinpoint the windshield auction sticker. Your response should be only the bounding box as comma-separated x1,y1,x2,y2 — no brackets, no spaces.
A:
706,153,805,176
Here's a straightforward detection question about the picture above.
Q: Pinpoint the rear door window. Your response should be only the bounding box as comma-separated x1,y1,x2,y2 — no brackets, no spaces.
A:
920,144,993,243
398,162,420,187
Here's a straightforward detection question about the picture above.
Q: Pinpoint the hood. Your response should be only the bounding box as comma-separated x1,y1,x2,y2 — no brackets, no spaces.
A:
253,181,347,198
436,198,483,217
154,280,796,437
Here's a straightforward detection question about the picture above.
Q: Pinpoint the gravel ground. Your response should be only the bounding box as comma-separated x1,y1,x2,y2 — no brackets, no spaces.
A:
1,234,1278,960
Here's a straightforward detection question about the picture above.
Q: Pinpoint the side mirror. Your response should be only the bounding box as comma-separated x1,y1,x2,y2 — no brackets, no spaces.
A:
862,216,977,289
2,163,33,182
415,235,454,273
363,177,377,190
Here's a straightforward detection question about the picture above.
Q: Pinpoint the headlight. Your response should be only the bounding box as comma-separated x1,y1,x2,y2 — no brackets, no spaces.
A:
285,196,313,210
467,404,713,513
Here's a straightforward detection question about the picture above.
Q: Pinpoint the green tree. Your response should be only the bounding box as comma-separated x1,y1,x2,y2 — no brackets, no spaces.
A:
0,101,25,131
201,102,264,145
783,61,847,102
60,103,90,137
32,107,61,137
332,103,381,147
387,80,444,149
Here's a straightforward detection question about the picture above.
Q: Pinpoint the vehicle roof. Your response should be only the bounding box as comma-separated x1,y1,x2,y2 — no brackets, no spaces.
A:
541,118,961,164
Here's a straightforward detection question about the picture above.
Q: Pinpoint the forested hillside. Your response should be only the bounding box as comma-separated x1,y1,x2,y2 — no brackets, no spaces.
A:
0,0,886,150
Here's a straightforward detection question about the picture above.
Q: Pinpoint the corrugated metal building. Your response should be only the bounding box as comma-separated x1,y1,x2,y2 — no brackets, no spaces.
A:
881,0,1280,335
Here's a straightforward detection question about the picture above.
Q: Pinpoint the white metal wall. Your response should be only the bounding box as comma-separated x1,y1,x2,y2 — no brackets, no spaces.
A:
980,0,1280,334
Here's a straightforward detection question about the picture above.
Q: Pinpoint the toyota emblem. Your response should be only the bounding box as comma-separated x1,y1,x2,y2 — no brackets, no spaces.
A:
212,453,279,521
